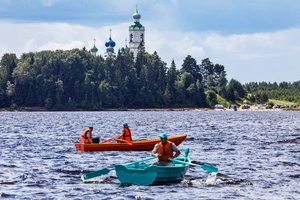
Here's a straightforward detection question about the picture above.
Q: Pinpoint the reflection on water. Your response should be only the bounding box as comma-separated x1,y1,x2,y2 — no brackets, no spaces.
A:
0,111,299,199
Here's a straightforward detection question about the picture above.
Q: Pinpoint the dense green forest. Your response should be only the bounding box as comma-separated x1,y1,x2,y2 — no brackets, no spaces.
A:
244,81,300,104
0,47,299,110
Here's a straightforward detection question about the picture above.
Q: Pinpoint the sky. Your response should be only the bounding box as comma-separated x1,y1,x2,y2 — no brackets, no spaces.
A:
1,0,300,83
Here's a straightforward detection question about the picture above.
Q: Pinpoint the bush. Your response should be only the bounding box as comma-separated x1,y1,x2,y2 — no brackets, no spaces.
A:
10,103,18,111
206,90,218,107
44,98,53,109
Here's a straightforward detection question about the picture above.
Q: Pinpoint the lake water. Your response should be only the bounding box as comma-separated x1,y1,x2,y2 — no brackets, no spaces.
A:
0,111,299,199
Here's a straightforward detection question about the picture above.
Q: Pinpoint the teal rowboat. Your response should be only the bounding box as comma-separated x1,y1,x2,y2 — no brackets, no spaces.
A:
81,148,218,183
115,157,190,186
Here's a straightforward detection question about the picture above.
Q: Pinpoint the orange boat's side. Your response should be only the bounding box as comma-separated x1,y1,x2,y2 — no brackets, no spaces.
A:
75,134,187,152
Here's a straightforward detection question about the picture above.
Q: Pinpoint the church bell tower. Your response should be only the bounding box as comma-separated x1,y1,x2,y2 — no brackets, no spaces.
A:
128,7,145,59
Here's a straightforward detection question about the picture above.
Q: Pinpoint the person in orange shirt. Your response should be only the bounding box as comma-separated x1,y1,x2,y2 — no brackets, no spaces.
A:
151,133,181,166
79,127,99,144
119,122,132,142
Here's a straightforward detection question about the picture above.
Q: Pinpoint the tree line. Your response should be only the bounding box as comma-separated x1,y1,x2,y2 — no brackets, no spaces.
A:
0,46,270,110
244,81,300,104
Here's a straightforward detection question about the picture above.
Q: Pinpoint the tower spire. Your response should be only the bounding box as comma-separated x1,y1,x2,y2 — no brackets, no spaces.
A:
90,38,98,56
105,29,116,59
129,7,145,59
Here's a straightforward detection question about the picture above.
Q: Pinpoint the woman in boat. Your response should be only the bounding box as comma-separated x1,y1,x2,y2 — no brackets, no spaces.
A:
151,133,181,166
79,127,100,143
118,122,132,142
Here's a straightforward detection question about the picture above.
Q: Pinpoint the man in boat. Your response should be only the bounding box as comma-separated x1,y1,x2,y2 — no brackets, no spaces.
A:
151,133,181,166
118,122,132,142
79,127,100,144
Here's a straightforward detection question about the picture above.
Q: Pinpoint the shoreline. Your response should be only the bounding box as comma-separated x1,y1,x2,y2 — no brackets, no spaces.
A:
0,107,204,112
1,106,299,112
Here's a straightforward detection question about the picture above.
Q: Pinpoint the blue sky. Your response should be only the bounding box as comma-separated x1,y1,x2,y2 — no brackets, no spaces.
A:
1,0,300,83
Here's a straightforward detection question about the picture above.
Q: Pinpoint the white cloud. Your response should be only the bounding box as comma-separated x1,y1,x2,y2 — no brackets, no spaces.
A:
38,41,85,51
24,38,38,52
40,0,59,7
0,21,127,56
0,21,299,83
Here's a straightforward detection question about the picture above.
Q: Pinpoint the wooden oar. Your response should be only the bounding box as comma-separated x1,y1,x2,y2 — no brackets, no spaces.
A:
172,159,218,173
114,138,133,145
100,136,132,145
81,156,157,181
191,160,216,166
100,135,119,143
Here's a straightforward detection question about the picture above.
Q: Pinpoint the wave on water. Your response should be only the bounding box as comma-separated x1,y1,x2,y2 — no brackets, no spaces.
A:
288,174,300,179
183,172,252,186
55,168,84,175
1,111,299,199
0,164,17,168
0,180,18,185
81,176,119,184
1,193,17,198
278,136,300,144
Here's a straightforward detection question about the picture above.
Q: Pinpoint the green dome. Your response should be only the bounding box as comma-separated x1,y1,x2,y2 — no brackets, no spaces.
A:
129,21,144,29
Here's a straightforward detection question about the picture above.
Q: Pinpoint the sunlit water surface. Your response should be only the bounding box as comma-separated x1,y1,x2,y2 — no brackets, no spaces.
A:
0,111,299,199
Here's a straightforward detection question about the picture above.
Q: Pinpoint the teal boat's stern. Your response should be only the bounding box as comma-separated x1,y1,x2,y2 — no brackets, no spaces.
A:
154,164,189,184
115,164,157,186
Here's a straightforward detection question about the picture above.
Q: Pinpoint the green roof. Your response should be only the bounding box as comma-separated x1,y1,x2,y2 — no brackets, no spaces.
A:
129,21,144,29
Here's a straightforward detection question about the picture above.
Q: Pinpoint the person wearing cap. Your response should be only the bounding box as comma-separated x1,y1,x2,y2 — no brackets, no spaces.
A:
151,133,181,166
118,122,132,142
79,127,100,144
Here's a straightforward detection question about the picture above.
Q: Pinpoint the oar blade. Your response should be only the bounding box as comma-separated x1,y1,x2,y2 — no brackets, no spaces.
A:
200,164,218,173
172,159,219,173
81,168,111,181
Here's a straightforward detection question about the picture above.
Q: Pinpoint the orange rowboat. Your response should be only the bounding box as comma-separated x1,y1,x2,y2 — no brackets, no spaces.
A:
75,134,187,152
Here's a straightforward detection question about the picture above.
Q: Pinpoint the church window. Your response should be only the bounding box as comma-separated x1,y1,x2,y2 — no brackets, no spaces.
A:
130,34,133,42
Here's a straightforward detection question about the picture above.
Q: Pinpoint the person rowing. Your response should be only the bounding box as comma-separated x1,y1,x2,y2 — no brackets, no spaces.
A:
117,122,132,142
151,133,181,166
79,127,100,143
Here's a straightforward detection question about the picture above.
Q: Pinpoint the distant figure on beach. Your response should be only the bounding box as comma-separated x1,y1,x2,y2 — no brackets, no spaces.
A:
118,122,132,142
79,127,100,143
151,133,181,166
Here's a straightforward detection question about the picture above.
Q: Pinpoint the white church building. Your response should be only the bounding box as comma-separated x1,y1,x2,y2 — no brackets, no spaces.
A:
128,8,145,58
90,8,145,59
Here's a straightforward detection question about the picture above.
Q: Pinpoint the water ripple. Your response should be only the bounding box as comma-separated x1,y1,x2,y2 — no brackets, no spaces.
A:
0,111,299,199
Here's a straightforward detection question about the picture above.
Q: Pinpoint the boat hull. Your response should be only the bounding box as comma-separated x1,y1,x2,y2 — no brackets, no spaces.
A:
75,134,187,152
154,165,189,184
115,158,190,185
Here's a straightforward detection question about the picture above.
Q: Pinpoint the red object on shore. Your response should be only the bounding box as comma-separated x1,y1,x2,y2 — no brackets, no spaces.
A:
75,134,187,152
